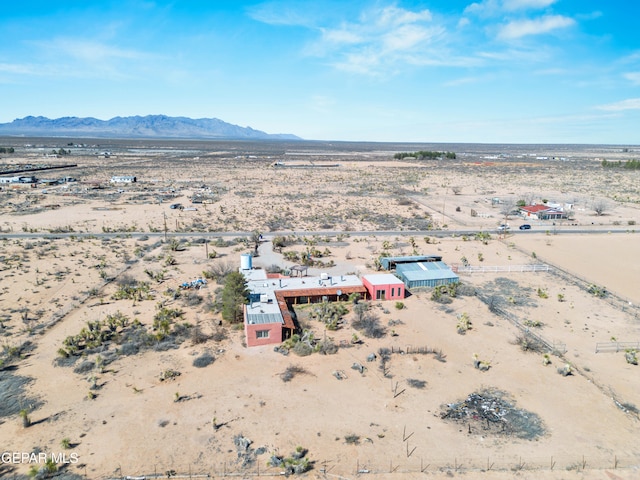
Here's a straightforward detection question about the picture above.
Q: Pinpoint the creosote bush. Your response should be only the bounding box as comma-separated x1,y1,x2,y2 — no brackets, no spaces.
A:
193,352,215,368
352,303,386,338
280,364,309,382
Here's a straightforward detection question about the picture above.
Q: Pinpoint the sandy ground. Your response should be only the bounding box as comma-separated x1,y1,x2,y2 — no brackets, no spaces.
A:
1,141,639,479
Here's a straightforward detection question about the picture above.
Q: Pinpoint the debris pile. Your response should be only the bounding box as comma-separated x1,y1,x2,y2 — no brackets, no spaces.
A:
441,388,544,440
234,434,256,467
179,277,207,290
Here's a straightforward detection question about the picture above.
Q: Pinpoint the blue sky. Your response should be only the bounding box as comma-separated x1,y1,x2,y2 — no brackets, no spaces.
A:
1,0,639,143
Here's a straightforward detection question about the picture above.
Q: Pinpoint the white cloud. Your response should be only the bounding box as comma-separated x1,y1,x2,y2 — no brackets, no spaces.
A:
597,98,640,111
321,28,362,46
0,63,40,75
246,1,317,27
443,76,482,87
375,5,432,26
382,24,433,51
502,0,557,11
44,38,146,62
498,15,575,39
309,4,452,75
465,0,556,16
623,72,640,85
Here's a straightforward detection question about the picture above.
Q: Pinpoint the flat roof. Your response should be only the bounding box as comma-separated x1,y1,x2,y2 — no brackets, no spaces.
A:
245,308,283,325
362,273,404,286
396,261,458,281
244,272,364,327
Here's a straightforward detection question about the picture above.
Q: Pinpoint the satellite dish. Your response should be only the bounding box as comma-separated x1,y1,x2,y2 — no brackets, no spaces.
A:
337,290,342,296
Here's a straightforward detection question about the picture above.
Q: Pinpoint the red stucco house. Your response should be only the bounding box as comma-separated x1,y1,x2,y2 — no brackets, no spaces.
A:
362,273,405,301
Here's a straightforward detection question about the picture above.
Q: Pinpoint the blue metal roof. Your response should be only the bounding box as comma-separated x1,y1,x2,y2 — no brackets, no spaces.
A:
396,261,458,282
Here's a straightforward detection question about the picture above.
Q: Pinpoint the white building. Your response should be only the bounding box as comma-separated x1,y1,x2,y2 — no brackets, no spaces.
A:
110,175,137,183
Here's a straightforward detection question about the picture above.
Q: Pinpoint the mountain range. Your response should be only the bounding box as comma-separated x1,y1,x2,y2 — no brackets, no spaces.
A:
0,115,301,140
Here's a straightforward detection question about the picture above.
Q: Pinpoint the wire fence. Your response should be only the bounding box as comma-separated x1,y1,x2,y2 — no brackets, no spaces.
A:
475,292,566,354
88,454,638,479
454,264,550,274
503,241,640,319
595,341,640,353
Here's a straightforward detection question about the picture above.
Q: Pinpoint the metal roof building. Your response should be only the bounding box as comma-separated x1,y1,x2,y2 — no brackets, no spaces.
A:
380,255,442,271
395,261,459,288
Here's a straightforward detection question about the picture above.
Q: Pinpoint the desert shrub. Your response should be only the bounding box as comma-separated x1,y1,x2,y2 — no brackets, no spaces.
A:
268,448,311,475
280,364,308,382
557,364,573,376
352,311,386,338
190,325,209,345
625,349,638,365
265,264,282,274
456,312,472,335
202,260,235,282
116,274,138,287
153,341,178,352
433,349,447,363
344,434,360,445
112,281,153,301
587,284,607,298
211,327,228,342
292,341,313,357
431,283,460,304
514,333,545,353
73,360,95,374
181,291,203,307
193,352,215,368
309,302,348,330
407,378,427,389
315,338,338,355
523,319,543,328
395,301,405,310
119,342,141,356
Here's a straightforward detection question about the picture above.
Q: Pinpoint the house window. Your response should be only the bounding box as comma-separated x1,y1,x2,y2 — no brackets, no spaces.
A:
391,288,395,297
256,330,270,339
376,290,386,300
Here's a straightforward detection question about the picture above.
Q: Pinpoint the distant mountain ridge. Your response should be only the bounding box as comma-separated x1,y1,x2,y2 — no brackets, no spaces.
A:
0,115,301,140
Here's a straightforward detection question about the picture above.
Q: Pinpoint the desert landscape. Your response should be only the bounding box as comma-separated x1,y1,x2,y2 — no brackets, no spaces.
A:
1,138,639,480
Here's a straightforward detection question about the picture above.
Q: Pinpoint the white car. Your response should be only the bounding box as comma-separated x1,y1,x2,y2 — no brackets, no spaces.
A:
497,224,510,232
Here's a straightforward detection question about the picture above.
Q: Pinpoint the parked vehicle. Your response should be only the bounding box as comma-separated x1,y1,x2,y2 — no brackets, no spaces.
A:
169,203,183,210
519,224,532,230
497,224,510,232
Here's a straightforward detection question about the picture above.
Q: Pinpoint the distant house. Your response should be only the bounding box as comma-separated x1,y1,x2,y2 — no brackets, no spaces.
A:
0,175,37,184
110,175,136,183
519,205,567,220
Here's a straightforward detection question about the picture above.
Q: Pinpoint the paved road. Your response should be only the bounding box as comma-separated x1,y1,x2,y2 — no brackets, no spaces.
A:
0,226,634,240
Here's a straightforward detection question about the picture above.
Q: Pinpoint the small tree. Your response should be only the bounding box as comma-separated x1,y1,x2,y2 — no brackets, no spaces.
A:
592,200,609,216
221,271,249,323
